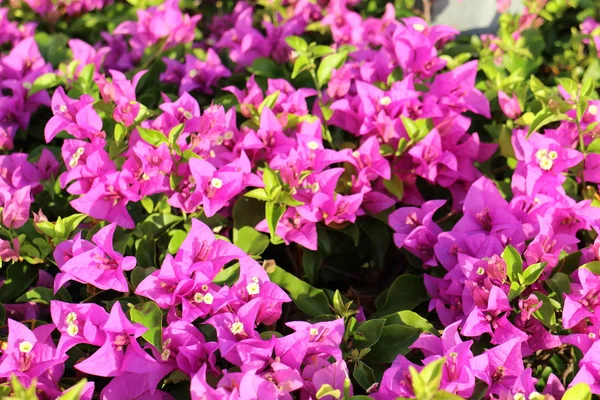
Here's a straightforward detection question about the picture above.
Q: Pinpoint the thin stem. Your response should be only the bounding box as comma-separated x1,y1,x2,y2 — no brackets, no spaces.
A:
423,0,433,25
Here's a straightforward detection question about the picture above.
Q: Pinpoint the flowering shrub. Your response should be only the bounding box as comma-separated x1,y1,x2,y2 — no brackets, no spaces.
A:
0,0,600,398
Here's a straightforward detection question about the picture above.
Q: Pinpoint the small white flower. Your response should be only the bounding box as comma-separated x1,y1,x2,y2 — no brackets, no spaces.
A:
65,312,78,324
203,293,214,305
67,324,79,337
194,292,205,303
19,341,33,353
230,321,244,335
211,178,223,189
247,282,260,295
307,141,319,150
379,96,391,106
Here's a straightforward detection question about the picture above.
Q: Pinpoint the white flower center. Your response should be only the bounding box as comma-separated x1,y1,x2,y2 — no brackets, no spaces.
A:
246,282,260,295
161,348,171,361
210,178,223,189
59,105,68,113
203,293,214,305
413,23,425,31
193,292,205,303
67,324,79,337
230,321,244,335
307,141,319,150
65,312,78,324
590,105,598,115
379,96,391,106
19,341,33,353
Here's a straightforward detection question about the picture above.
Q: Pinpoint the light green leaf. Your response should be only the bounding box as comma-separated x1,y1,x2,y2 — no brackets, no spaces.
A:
317,51,348,87
129,301,163,350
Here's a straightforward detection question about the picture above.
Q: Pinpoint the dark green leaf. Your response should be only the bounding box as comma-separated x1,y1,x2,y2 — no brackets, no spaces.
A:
372,275,428,318
0,264,39,302
268,265,330,317
353,361,376,391
362,325,420,363
353,319,385,349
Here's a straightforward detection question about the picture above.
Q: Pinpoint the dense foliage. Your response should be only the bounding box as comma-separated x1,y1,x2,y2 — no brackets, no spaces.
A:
0,0,600,398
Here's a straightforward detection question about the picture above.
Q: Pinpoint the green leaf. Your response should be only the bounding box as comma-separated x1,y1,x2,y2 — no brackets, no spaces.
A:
57,379,88,400
248,57,281,78
213,264,240,286
114,123,128,143
245,188,270,202
420,357,445,393
258,91,280,114
285,35,308,52
532,291,557,328
358,217,389,268
61,214,88,238
129,301,163,350
315,384,341,400
362,325,421,363
79,64,95,87
317,51,348,87
265,202,286,244
383,174,404,201
167,229,188,254
353,319,385,349
135,236,156,268
277,192,304,207
552,251,581,276
353,361,376,391
0,264,39,302
292,54,311,79
263,166,282,200
563,383,592,400
508,281,525,301
29,73,62,95
546,272,571,303
267,265,330,317
234,226,269,257
312,45,334,58
400,116,419,139
372,275,428,318
138,127,168,147
131,266,157,289
520,262,547,286
582,261,600,274
410,366,427,399
556,77,579,99
302,250,321,284
16,287,71,304
526,109,567,138
383,310,436,333
502,245,523,282
260,331,283,340
433,391,465,400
